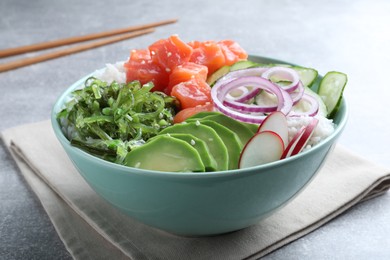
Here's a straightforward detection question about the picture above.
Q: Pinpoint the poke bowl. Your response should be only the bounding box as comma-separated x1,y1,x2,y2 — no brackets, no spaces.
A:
51,36,348,236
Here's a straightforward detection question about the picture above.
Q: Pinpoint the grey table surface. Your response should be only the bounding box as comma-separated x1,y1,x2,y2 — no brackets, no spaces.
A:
1,0,390,259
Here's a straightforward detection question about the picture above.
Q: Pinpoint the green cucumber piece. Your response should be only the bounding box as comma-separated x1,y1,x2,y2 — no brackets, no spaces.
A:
318,71,347,118
292,66,318,88
230,60,259,71
124,135,205,172
268,64,318,88
206,65,230,86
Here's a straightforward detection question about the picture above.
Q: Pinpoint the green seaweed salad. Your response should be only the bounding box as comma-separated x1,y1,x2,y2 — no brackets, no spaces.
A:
57,77,178,164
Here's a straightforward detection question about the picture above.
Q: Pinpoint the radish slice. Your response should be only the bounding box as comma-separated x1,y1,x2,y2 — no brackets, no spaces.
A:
239,131,285,169
257,111,288,147
280,127,305,159
291,118,319,155
280,118,319,159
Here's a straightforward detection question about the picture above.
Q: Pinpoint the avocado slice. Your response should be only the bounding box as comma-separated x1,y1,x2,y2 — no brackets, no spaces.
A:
197,120,243,170
197,113,257,145
187,111,222,120
159,122,229,171
165,133,218,171
124,135,205,172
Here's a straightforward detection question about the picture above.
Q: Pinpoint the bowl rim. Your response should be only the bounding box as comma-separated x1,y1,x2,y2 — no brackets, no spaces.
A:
51,56,349,179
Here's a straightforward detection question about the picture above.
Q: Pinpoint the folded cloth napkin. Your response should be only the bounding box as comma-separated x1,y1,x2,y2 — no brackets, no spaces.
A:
2,120,390,260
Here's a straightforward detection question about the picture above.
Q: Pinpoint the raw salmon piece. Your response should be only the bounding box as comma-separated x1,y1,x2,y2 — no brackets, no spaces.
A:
170,78,212,109
189,40,226,75
166,62,208,95
124,59,169,92
129,49,151,61
218,40,248,66
149,35,193,72
188,40,202,49
173,102,214,123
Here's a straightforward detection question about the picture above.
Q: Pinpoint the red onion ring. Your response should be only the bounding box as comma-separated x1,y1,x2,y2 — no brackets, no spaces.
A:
288,93,319,117
235,88,260,102
290,81,304,105
218,67,269,102
261,66,300,93
211,76,293,123
223,98,277,113
220,67,269,82
225,86,250,100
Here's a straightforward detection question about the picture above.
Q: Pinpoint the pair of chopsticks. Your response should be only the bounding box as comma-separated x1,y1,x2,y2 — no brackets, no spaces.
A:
0,19,177,73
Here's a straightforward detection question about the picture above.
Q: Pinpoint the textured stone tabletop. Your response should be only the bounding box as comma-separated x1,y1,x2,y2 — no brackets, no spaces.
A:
1,0,390,259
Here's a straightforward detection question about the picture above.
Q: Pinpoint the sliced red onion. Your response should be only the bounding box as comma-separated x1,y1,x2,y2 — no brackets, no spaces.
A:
225,86,250,100
261,66,300,93
211,76,293,123
219,67,269,82
289,93,319,117
223,99,277,113
235,88,260,102
290,81,304,105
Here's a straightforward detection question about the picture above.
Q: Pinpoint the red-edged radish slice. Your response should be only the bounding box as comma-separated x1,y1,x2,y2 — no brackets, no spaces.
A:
257,111,288,147
280,126,305,159
239,131,285,169
290,118,319,155
280,118,319,159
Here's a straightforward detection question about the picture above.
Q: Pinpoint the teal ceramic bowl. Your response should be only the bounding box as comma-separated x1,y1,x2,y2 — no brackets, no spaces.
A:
51,56,348,236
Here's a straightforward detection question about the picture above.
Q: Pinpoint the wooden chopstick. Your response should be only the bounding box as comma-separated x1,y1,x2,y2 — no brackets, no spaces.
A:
0,28,154,73
0,18,177,58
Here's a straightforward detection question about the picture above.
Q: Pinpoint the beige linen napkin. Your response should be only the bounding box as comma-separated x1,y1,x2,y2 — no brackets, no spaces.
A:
2,120,390,260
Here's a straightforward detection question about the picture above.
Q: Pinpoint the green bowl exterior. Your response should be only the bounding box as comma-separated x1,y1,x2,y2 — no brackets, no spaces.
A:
51,56,348,236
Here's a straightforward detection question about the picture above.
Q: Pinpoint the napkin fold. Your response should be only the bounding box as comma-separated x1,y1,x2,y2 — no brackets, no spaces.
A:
2,120,390,260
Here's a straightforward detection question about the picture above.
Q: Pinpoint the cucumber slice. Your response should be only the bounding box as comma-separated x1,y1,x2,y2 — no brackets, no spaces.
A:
292,66,318,88
206,65,230,86
230,60,258,71
318,71,347,118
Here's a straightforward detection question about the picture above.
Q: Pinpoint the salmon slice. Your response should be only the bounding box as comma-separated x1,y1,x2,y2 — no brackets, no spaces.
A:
124,59,169,92
170,78,212,109
166,62,208,95
173,102,214,123
218,40,248,65
149,35,193,72
189,40,226,75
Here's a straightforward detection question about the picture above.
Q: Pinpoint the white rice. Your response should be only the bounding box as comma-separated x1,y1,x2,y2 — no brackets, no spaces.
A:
93,63,335,149
93,62,126,84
